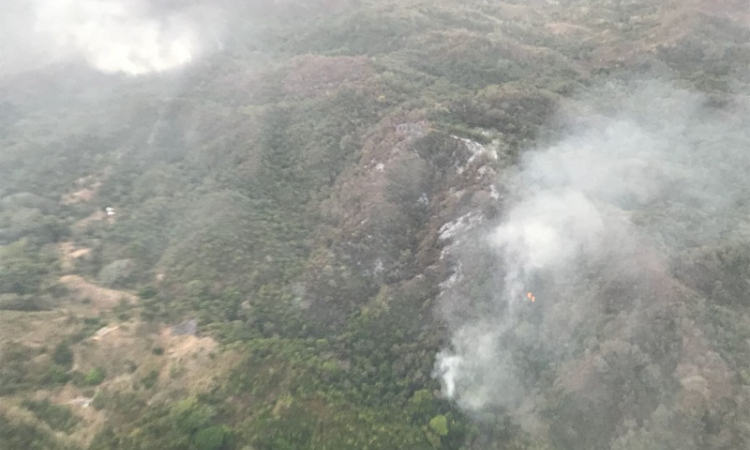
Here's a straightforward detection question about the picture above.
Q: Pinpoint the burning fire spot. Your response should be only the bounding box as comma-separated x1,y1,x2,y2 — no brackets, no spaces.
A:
526,292,536,303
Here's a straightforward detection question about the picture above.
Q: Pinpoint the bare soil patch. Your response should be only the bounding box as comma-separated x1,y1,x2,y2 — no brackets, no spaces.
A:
58,242,92,272
59,275,137,311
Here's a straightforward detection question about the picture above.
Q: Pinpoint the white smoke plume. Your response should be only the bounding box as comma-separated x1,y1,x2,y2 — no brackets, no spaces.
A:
0,0,226,76
435,81,750,421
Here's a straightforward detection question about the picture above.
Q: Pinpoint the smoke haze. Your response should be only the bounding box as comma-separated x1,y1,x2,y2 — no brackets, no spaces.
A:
436,81,750,437
0,0,227,76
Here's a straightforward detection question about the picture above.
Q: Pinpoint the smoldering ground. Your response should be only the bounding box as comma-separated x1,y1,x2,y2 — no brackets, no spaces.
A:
436,81,750,448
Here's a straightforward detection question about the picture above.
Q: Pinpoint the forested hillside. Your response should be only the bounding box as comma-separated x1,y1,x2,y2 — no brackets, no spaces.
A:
1,1,749,449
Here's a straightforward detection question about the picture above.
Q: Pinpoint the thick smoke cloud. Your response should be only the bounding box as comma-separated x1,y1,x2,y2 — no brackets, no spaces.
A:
0,0,226,76
435,82,750,428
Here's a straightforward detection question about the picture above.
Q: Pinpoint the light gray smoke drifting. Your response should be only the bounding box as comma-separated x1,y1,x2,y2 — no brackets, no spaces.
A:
0,0,226,76
435,81,750,431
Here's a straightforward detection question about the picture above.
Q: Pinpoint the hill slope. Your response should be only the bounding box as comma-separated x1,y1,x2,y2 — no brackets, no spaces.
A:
0,1,749,449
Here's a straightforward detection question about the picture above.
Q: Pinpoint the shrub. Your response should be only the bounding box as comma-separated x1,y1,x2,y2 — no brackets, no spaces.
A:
22,399,80,432
194,425,229,450
428,415,448,437
84,367,106,386
40,365,70,386
51,342,74,368
141,370,159,389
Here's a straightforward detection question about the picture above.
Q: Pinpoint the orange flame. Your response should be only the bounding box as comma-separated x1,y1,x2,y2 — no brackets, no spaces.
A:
526,292,536,303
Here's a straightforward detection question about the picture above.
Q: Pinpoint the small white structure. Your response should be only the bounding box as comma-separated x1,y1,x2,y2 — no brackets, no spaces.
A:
105,207,116,217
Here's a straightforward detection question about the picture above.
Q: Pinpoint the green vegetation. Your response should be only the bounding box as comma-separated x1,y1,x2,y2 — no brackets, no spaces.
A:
0,342,35,395
0,240,49,297
83,367,106,386
194,426,230,450
52,342,74,368
21,399,80,433
430,415,449,437
0,0,749,449
0,409,79,450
